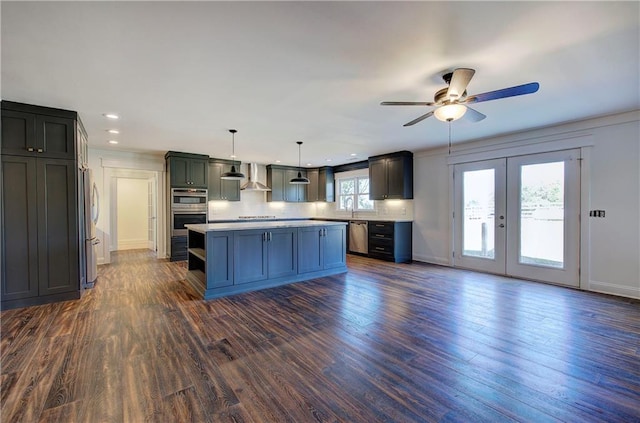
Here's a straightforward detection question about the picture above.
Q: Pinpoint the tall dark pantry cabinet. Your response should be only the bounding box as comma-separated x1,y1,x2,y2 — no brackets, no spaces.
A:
1,101,85,310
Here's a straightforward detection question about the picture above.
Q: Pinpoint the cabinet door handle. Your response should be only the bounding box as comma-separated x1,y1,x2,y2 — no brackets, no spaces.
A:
376,224,384,227
375,234,385,237
375,247,384,251
37,148,43,153
269,232,272,241
27,147,34,152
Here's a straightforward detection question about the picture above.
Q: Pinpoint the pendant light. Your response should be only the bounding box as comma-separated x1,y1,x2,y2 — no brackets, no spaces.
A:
221,129,245,180
290,141,310,184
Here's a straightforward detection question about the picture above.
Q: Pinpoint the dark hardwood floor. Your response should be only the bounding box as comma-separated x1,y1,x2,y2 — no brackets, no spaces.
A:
2,250,639,422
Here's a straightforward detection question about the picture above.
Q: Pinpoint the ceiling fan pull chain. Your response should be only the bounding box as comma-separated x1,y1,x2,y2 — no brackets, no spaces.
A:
448,121,452,155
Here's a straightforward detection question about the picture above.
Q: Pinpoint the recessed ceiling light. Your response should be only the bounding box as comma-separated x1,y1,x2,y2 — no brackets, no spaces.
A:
326,159,332,162
306,163,312,166
107,129,119,134
350,153,357,157
108,140,118,144
230,154,236,158
276,160,281,163
104,113,119,120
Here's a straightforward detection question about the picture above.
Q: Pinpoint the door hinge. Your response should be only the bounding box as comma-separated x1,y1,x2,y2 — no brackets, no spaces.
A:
452,251,455,258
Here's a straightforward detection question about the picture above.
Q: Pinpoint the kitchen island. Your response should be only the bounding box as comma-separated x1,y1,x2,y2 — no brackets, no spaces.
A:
185,220,348,300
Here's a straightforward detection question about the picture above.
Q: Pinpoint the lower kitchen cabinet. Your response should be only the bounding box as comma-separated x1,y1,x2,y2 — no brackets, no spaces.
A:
298,225,346,273
188,230,233,289
368,221,412,263
1,155,80,308
233,228,297,284
170,236,188,261
185,222,347,300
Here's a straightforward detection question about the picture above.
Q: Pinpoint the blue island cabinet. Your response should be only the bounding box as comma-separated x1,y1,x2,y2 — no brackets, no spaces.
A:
187,230,233,295
186,221,347,300
297,225,347,273
233,228,297,285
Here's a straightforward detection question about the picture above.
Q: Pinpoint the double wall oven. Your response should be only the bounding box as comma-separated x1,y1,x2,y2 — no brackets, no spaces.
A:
171,188,207,236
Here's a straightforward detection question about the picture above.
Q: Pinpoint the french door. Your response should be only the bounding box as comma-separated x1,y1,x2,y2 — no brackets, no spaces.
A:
453,149,580,287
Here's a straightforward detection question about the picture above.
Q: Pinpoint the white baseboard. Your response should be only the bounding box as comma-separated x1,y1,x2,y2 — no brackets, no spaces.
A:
411,254,451,266
117,239,150,250
589,280,640,300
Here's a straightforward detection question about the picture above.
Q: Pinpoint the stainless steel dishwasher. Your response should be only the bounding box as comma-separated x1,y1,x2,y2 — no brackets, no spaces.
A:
349,220,368,254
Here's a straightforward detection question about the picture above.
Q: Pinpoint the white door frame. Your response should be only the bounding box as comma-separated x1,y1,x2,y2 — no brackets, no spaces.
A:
451,149,581,287
505,149,581,287
101,160,166,264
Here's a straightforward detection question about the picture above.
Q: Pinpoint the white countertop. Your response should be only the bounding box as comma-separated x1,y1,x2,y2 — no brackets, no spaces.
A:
186,219,348,233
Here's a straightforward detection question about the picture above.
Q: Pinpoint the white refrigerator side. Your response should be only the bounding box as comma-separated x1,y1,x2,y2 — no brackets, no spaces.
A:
84,169,100,286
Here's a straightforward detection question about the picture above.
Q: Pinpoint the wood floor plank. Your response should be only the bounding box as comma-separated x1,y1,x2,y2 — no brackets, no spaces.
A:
2,249,639,422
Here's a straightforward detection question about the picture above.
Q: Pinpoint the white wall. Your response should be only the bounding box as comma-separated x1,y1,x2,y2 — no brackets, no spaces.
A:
413,110,640,299
116,178,149,250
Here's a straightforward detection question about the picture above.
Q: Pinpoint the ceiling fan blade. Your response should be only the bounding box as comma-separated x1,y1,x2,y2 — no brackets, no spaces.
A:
403,111,434,127
464,106,486,122
381,101,435,106
447,68,475,100
465,82,540,104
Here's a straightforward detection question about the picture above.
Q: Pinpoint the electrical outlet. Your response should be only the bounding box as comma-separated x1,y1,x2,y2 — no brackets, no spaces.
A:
401,208,406,215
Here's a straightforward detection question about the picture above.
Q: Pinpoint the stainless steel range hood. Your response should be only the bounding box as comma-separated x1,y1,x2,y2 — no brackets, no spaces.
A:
240,163,271,191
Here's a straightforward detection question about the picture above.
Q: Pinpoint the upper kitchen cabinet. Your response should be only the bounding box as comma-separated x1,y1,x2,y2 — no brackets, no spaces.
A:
1,101,76,160
266,165,307,202
165,151,209,188
306,167,335,202
369,151,413,200
208,158,240,201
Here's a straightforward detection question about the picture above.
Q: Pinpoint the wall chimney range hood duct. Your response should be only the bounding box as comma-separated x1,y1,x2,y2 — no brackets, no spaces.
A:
240,164,271,191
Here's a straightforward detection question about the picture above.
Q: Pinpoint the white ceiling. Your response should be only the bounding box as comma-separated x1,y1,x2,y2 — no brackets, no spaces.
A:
2,1,639,166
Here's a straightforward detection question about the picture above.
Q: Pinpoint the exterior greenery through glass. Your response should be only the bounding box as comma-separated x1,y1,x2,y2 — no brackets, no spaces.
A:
337,177,374,211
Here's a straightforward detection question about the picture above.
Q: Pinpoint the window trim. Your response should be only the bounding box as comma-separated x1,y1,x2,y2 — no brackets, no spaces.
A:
336,173,375,212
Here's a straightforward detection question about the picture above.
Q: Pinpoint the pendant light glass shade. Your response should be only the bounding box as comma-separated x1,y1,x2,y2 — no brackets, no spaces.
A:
221,129,245,180
434,103,467,122
290,141,310,184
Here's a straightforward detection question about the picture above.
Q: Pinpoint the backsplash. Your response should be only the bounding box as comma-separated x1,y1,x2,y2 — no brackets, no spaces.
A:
208,190,316,220
209,191,413,221
315,199,414,221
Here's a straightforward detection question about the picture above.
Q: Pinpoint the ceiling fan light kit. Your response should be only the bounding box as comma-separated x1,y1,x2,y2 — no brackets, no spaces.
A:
290,141,310,185
221,129,246,180
434,103,467,122
381,67,539,127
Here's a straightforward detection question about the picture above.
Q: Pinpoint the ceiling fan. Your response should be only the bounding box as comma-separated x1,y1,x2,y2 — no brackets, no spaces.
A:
381,68,539,126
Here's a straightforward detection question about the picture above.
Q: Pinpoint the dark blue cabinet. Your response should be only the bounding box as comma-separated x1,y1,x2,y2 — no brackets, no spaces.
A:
234,230,268,285
233,228,297,284
298,227,324,273
323,225,347,269
298,225,346,274
268,229,298,279
188,230,234,291
186,222,347,300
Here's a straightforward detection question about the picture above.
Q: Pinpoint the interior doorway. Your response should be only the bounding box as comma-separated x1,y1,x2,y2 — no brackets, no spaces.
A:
109,171,159,256
453,149,581,287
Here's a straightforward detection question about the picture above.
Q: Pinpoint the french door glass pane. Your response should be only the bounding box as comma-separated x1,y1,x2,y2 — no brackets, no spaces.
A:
519,161,564,268
463,169,495,259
